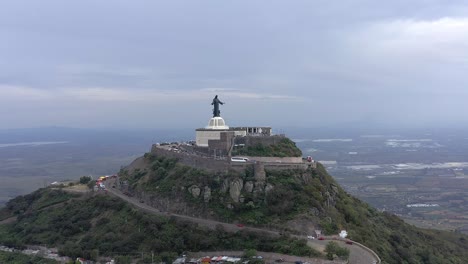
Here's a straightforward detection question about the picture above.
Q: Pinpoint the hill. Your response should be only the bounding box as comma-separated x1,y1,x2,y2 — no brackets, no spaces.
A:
0,250,57,264
2,136,468,263
232,138,303,157
118,149,468,264
0,188,318,263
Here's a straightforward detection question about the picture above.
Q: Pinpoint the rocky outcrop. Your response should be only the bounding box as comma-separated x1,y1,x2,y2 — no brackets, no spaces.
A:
244,181,254,193
300,172,312,184
310,207,320,216
254,182,265,193
229,178,243,203
265,183,274,193
203,186,211,202
325,191,336,207
221,179,230,193
239,195,245,203
188,185,201,198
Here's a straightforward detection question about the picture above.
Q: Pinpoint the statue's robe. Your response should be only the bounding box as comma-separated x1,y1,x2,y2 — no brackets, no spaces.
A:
211,98,224,117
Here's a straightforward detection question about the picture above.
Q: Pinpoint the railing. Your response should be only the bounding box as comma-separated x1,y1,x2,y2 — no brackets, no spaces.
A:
327,237,381,264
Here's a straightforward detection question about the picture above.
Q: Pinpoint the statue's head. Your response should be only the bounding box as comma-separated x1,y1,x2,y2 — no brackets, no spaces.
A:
215,95,218,98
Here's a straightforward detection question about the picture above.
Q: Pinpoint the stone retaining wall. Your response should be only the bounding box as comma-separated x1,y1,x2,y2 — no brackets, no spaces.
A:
151,145,311,173
240,156,304,163
151,145,229,172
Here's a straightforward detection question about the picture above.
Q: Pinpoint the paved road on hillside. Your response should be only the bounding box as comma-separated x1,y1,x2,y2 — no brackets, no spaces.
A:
105,181,379,264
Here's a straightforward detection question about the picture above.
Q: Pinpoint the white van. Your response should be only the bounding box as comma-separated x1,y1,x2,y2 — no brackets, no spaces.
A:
231,157,249,162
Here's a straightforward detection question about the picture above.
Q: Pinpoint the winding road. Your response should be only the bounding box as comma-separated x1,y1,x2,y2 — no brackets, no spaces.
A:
105,180,379,264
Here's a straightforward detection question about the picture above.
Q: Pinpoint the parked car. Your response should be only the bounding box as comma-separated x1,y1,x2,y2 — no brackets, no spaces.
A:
236,223,245,228
346,240,353,245
318,237,325,240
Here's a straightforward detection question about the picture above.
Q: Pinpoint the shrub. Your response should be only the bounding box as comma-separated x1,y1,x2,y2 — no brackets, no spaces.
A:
80,176,92,184
325,241,350,260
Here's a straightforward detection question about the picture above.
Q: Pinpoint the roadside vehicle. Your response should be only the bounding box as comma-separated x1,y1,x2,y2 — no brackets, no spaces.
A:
231,157,249,162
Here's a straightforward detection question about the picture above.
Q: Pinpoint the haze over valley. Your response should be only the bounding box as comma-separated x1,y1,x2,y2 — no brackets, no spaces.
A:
291,128,468,233
2,126,468,236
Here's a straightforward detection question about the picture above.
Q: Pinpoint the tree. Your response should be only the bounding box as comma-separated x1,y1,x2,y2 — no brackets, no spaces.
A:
80,176,92,184
325,241,349,260
87,180,96,190
244,249,257,258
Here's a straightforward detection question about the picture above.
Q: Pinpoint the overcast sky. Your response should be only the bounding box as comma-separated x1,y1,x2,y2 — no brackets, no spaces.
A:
1,0,468,130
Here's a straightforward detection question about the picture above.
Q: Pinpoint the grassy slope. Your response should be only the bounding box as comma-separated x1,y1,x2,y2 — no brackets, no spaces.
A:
0,251,57,264
232,138,303,157
122,154,468,264
313,165,468,264
0,188,318,263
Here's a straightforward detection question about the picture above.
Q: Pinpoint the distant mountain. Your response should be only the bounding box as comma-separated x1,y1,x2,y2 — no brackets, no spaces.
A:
0,126,193,144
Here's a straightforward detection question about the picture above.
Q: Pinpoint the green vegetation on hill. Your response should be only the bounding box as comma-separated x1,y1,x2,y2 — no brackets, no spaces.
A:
232,138,302,157
121,154,468,264
0,189,77,221
0,251,57,264
122,155,322,225
308,165,468,264
0,188,319,263
325,241,350,260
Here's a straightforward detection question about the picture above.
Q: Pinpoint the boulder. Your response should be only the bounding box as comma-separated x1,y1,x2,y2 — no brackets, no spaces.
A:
265,183,274,193
244,181,254,193
188,185,201,198
310,207,320,216
203,186,211,202
221,179,230,193
229,178,244,203
239,195,245,203
254,182,265,193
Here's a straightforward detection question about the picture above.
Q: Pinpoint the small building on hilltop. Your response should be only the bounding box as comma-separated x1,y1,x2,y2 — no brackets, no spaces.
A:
150,95,310,172
195,115,278,158
192,95,282,158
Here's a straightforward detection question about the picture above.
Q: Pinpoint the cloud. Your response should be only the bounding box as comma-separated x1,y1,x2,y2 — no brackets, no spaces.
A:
0,85,54,100
0,86,300,103
58,64,154,78
350,17,468,63
200,88,300,100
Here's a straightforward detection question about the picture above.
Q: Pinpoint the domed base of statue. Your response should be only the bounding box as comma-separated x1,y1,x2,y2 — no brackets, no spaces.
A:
205,117,229,130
